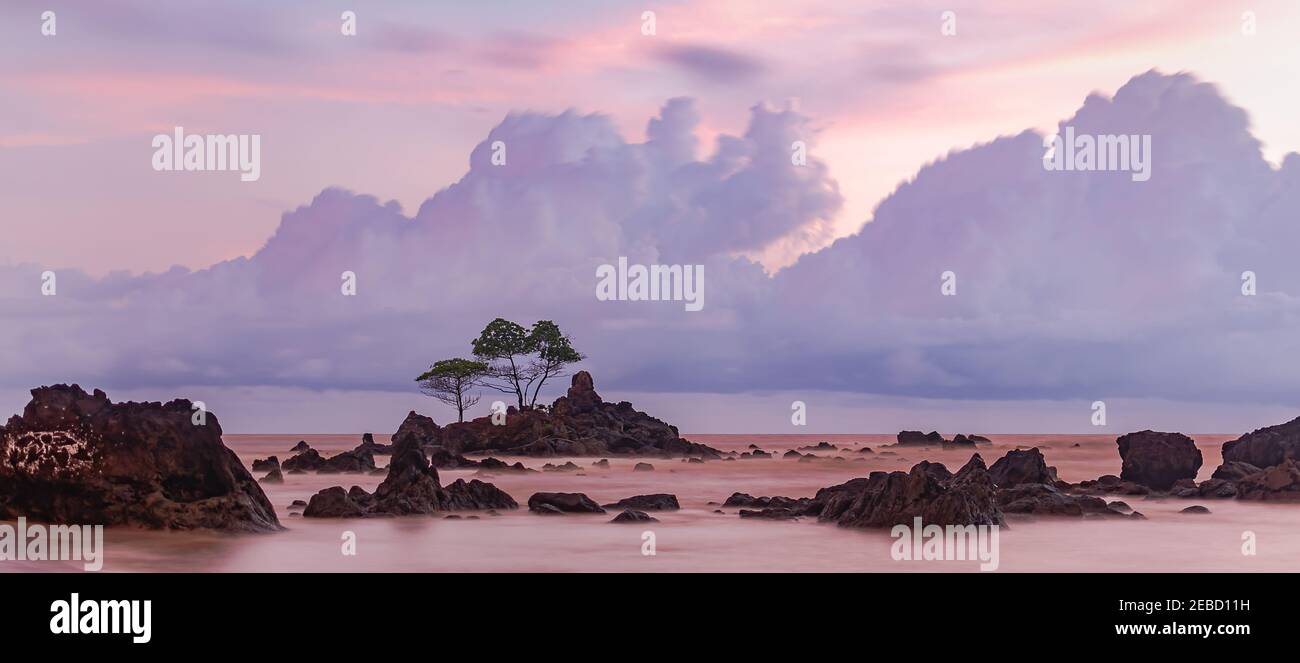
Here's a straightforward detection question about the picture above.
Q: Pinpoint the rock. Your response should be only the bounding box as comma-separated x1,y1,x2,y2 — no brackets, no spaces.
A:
1221,416,1300,469
857,447,874,454
783,450,803,459
476,457,533,474
391,411,441,450
1116,431,1202,491
289,440,311,453
317,449,376,474
633,462,655,472
1194,478,1238,498
592,459,610,468
353,432,392,455
303,427,515,517
0,385,280,532
1181,505,1211,514
896,430,946,446
602,494,680,511
798,442,837,451
528,492,605,514
1235,459,1300,501
997,483,1120,517
289,500,307,508
425,446,480,469
281,448,325,471
1072,474,1150,496
944,434,977,449
543,461,582,472
610,509,657,523
739,508,799,520
1211,460,1262,482
260,469,284,484
1108,500,1132,513
427,373,721,458
721,493,811,510
987,448,1058,487
251,456,280,472
812,455,1003,528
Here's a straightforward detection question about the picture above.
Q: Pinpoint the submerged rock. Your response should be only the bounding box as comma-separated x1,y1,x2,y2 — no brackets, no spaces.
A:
602,494,680,511
0,385,280,532
987,447,1057,487
611,509,657,523
813,456,1003,528
895,430,945,447
527,492,605,514
251,456,280,472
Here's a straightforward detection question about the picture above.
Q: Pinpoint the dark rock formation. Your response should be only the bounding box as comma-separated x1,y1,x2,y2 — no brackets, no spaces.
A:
0,385,280,532
542,461,581,472
1221,416,1300,469
1116,431,1202,490
1235,460,1300,501
1071,474,1150,496
260,469,284,484
611,509,657,523
896,430,945,446
602,494,680,511
289,440,311,453
283,447,376,474
987,448,1057,487
997,483,1128,517
633,462,655,472
425,446,480,469
251,456,280,472
528,492,605,514
403,372,720,458
798,442,837,451
353,432,392,455
476,457,534,473
783,450,803,459
1212,461,1262,482
303,427,515,517
722,493,811,510
281,448,324,471
1181,505,1211,514
739,508,800,520
813,456,1003,528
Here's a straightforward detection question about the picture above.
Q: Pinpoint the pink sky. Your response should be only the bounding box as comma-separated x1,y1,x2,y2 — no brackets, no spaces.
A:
4,0,1299,275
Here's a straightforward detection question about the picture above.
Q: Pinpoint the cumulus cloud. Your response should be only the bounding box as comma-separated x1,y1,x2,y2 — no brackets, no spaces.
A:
3,71,1300,416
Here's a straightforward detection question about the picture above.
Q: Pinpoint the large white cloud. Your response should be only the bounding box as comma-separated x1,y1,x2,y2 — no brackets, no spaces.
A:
3,72,1299,414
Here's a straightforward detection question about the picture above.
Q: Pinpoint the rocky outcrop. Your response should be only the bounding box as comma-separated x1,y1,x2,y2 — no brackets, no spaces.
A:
252,456,280,472
987,448,1057,487
289,440,311,453
353,433,392,455
527,492,605,514
404,373,720,458
1221,417,1300,469
722,493,812,510
1235,460,1300,501
302,426,515,518
1212,461,1262,482
0,385,280,532
812,456,1003,528
602,494,680,511
997,483,1132,517
1117,431,1202,490
282,447,376,474
260,468,284,484
896,430,945,446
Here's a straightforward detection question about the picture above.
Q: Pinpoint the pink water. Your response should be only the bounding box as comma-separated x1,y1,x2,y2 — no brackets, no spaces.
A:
15,433,1300,572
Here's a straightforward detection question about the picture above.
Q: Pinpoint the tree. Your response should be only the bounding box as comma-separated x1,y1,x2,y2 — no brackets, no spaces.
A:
471,318,534,409
524,320,584,407
416,358,489,423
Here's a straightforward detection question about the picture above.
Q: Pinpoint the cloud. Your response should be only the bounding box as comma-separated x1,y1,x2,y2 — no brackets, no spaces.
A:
653,44,767,83
3,71,1300,417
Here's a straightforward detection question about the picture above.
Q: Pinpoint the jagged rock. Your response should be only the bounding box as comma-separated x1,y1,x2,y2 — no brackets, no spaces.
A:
289,440,311,453
1072,474,1150,495
1116,430,1202,491
528,492,605,514
1221,416,1300,469
303,427,515,517
944,434,977,449
282,448,324,471
592,459,609,468
633,462,655,472
391,411,441,450
812,456,1003,528
1235,460,1300,501
602,494,680,511
543,461,581,472
0,385,279,532
611,509,657,523
252,456,280,472
721,493,811,510
260,469,284,484
317,449,376,474
987,448,1058,487
425,446,480,469
896,430,945,446
476,457,533,474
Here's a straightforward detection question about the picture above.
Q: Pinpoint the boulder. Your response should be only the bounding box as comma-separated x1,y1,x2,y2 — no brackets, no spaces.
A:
602,494,680,511
1211,461,1262,482
896,430,945,446
997,483,1124,517
633,462,655,472
527,492,605,514
0,385,279,532
987,448,1057,487
353,432,392,455
610,509,658,523
1235,459,1300,501
260,469,284,484
251,456,280,472
1116,431,1202,491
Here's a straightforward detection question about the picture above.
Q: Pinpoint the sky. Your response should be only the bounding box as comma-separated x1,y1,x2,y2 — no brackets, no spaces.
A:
3,1,1300,434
